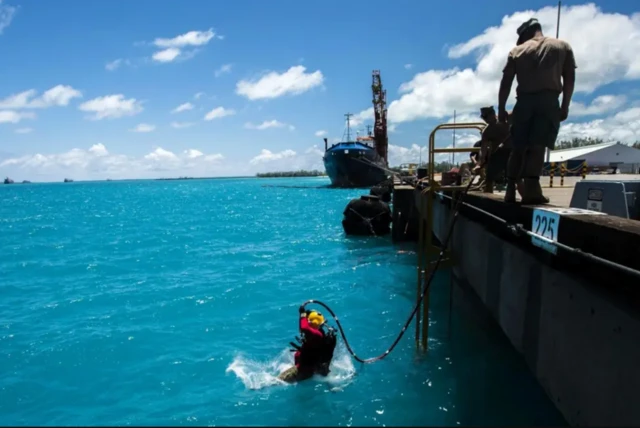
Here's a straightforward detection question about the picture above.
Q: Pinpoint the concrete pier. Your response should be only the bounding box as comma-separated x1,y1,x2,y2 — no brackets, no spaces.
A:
410,175,640,427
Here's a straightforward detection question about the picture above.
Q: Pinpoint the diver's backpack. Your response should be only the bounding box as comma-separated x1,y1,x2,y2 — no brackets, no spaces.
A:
289,325,338,375
322,327,337,360
316,326,337,375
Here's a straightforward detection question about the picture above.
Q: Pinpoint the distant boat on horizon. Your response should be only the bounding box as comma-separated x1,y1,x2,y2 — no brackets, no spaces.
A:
4,177,14,184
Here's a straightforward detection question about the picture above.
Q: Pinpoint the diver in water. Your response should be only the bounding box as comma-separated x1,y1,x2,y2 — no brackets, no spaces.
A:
278,306,338,383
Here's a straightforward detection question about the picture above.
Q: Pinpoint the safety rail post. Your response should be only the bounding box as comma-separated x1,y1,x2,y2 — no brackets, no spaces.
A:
582,161,587,179
549,162,555,188
422,189,433,351
415,191,425,346
416,122,486,352
560,162,566,187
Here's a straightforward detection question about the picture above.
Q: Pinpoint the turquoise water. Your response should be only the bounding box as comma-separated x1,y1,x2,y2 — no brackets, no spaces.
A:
0,177,565,426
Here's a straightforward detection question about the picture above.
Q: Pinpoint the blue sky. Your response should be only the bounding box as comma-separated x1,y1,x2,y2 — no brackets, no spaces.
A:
1,0,639,180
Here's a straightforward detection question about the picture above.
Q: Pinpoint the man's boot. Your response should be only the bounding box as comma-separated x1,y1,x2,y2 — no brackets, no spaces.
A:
504,179,517,203
483,179,494,193
516,179,525,199
521,177,549,205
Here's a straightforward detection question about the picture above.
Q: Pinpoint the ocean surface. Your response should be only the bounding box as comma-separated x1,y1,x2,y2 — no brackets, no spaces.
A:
0,177,566,426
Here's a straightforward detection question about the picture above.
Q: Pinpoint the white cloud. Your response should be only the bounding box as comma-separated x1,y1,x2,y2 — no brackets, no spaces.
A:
248,146,324,173
404,64,413,70
88,143,108,156
180,149,223,163
214,63,233,77
0,85,82,109
151,29,216,63
203,153,224,162
36,85,82,108
130,123,155,133
377,4,640,124
0,0,16,35
236,65,324,100
78,94,143,120
144,147,179,162
388,144,423,166
386,69,497,122
0,110,35,124
558,106,640,143
183,149,203,159
204,106,235,121
194,92,205,100
250,149,296,164
152,48,181,63
154,29,215,48
315,130,327,137
453,132,482,148
571,94,626,116
244,120,294,130
386,135,480,166
0,143,334,179
105,59,129,71
105,59,121,71
349,108,373,127
171,102,194,113
14,127,32,134
445,112,480,124
170,121,195,129
0,144,228,181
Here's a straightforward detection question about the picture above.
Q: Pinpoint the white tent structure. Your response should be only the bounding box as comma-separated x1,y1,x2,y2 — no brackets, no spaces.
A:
549,142,640,173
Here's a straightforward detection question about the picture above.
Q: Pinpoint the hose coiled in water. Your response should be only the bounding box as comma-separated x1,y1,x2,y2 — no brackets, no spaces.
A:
302,175,477,364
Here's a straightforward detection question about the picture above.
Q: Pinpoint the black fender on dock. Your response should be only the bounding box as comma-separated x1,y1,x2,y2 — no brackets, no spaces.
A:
370,185,392,203
370,177,394,203
342,195,392,236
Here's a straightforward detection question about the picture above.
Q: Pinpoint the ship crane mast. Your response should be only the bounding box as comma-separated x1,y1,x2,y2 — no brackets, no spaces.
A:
371,70,388,166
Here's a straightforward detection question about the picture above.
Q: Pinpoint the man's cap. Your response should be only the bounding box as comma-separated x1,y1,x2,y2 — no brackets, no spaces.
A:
517,18,540,36
480,106,495,116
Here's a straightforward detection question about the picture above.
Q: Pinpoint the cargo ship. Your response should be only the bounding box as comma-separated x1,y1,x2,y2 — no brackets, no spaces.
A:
322,114,388,187
322,70,390,188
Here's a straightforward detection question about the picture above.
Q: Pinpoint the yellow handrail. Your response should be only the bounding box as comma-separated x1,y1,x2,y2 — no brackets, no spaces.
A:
416,122,487,351
427,122,486,184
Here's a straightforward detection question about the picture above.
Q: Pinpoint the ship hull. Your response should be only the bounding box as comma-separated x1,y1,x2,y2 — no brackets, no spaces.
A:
323,145,388,188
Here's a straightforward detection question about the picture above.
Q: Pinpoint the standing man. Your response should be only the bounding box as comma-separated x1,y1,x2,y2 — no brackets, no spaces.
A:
498,18,576,204
478,106,510,193
479,106,524,197
469,139,483,173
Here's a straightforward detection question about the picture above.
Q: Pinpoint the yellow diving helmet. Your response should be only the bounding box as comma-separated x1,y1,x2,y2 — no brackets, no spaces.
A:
307,311,325,328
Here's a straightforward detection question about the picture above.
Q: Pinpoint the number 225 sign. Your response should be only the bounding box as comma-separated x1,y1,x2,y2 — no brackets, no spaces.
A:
531,209,559,255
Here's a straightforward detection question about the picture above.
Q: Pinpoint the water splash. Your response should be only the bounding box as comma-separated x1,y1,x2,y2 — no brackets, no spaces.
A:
226,347,356,391
225,349,291,390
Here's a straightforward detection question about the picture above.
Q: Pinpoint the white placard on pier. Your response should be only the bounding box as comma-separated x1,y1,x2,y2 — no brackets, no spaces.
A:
531,209,560,255
530,206,605,254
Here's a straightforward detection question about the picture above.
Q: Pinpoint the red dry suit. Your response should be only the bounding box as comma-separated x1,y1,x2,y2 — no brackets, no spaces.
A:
294,316,325,369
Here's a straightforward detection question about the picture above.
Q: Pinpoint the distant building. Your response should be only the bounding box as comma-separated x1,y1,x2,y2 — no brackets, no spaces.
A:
549,142,640,173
